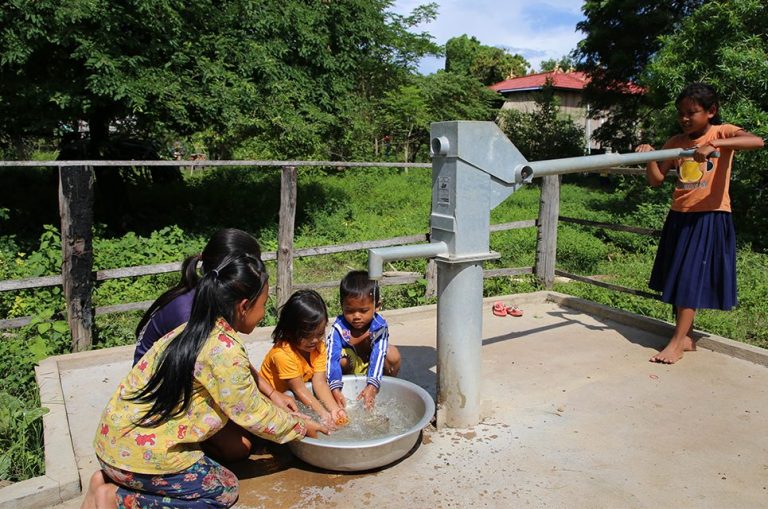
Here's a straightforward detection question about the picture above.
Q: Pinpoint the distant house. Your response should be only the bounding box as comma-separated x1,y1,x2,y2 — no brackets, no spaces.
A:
489,70,606,153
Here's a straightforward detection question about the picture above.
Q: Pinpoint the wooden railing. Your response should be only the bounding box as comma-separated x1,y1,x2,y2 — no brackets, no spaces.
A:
0,160,659,350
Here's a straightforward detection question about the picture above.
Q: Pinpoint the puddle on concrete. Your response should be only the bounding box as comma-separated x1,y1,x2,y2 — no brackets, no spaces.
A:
229,442,366,508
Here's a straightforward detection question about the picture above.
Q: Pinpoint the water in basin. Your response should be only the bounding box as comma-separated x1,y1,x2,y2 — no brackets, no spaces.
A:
296,397,419,441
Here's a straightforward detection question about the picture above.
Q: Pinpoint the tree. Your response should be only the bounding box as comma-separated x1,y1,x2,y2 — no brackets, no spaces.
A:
496,81,585,161
539,55,576,73
0,0,440,160
640,0,768,249
573,0,705,150
378,71,499,162
445,35,529,85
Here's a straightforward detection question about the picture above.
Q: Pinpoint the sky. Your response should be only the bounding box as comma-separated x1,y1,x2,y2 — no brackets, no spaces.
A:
390,0,586,75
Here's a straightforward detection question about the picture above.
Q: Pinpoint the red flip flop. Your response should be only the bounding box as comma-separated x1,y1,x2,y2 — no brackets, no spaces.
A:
492,301,507,317
507,305,523,317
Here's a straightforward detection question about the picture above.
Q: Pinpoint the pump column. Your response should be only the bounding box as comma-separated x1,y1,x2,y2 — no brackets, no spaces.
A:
430,130,499,428
435,257,485,427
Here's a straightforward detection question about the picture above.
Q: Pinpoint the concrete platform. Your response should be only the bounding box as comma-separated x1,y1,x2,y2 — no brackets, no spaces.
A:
5,291,768,508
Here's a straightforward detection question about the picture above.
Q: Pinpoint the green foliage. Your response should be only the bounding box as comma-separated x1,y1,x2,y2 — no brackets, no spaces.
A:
497,81,585,160
574,0,706,149
539,55,577,73
383,278,433,309
0,392,47,482
1,312,69,404
640,0,768,250
0,0,440,160
556,225,611,274
378,72,499,161
0,226,64,319
444,34,530,84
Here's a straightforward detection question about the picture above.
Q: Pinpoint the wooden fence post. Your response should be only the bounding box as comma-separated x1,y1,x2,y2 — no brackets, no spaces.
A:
534,175,560,289
59,165,95,351
276,165,297,307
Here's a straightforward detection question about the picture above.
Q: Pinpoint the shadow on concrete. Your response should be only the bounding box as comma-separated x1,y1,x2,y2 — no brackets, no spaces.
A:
397,345,437,398
482,305,675,353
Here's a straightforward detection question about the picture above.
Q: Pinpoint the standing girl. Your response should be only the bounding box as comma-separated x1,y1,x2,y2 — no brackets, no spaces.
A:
82,254,327,509
259,290,347,428
636,82,763,364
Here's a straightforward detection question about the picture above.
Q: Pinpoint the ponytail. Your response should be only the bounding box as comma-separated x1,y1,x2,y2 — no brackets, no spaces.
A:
128,253,268,427
135,228,261,339
135,253,201,337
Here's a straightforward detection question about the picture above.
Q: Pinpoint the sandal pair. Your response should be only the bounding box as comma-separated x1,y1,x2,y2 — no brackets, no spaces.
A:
492,301,523,317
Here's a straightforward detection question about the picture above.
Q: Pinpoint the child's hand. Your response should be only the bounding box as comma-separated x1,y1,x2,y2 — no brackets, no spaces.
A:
271,391,299,413
635,144,655,153
303,419,329,438
332,408,349,427
332,388,347,409
693,143,717,162
357,384,379,410
290,410,313,421
320,411,338,430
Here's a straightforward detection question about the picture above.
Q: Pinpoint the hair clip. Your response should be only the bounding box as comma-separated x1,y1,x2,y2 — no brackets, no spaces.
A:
212,269,220,279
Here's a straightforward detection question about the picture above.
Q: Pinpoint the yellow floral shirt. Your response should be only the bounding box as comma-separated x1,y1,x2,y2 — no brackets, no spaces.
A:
94,319,306,474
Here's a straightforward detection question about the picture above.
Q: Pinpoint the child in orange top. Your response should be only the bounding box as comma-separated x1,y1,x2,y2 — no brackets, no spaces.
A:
636,82,763,364
260,290,347,429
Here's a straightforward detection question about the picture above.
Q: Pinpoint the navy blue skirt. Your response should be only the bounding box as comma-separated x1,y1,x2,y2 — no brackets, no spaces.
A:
649,210,737,310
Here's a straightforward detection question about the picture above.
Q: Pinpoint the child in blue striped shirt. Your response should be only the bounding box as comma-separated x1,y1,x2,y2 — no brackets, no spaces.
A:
326,271,401,409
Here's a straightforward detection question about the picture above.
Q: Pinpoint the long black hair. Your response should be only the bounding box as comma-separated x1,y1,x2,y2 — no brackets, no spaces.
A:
676,82,722,125
128,252,268,427
135,228,261,338
272,290,328,346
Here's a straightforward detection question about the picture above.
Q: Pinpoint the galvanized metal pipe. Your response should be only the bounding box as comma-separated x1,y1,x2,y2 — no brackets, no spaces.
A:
514,148,706,182
369,121,717,431
435,259,484,428
368,242,449,280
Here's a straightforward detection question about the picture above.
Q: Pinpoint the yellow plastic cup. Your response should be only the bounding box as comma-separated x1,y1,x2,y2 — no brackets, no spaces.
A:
680,160,703,183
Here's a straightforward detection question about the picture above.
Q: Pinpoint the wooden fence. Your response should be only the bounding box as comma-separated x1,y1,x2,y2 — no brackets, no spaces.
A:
0,160,658,351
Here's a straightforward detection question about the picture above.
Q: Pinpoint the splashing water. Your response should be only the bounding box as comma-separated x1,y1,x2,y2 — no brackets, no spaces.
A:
298,397,420,442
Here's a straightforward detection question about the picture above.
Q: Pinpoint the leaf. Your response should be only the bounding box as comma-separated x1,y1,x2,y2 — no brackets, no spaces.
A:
28,336,49,363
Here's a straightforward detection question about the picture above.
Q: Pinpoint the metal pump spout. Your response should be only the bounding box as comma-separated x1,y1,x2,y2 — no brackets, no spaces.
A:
368,242,449,280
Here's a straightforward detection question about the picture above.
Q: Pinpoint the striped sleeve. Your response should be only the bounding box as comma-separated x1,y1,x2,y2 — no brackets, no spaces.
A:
326,322,344,391
366,320,388,389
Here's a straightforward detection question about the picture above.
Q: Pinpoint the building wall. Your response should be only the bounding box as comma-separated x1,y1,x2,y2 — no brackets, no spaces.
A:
500,90,606,152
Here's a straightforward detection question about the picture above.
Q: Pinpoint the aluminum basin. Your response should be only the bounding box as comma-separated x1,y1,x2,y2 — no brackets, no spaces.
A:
288,375,435,472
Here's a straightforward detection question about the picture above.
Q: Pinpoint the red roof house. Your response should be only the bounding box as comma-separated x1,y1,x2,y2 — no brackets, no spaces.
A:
489,70,590,94
491,70,601,152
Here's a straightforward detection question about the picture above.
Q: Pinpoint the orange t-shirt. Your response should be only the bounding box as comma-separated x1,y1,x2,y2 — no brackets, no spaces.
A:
662,123,743,212
259,340,327,393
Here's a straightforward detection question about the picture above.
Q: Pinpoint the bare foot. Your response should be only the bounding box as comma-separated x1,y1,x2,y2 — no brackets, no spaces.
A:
650,336,696,364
